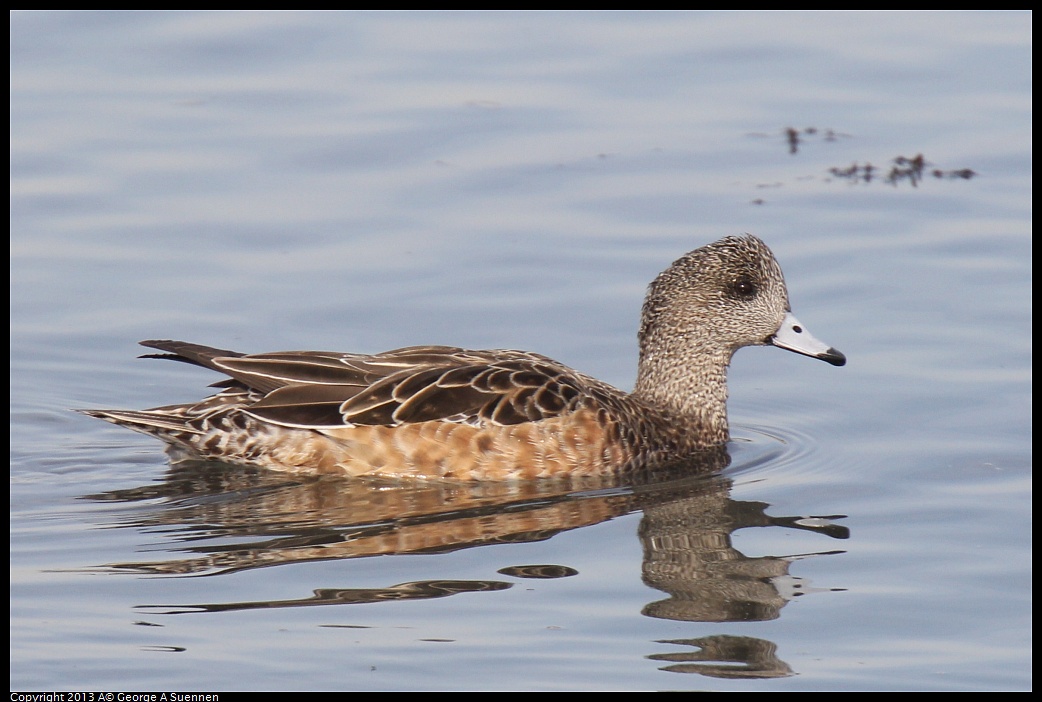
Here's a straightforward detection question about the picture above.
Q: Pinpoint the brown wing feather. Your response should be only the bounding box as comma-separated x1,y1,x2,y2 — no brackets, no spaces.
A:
244,384,365,427
214,348,469,393
340,358,588,427
139,341,602,430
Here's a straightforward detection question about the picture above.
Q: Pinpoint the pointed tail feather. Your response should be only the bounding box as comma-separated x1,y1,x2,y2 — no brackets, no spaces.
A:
76,408,202,436
137,340,245,371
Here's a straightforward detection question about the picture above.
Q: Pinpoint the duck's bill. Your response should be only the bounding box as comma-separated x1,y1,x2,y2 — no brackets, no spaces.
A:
771,312,846,367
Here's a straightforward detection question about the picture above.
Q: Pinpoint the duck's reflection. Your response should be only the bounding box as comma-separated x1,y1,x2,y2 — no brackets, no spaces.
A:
637,477,847,624
649,635,793,679
141,579,514,614
85,448,847,679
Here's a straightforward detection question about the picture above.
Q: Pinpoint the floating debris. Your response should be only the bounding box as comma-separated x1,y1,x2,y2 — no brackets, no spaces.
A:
784,126,849,154
829,154,977,187
934,167,977,180
887,153,927,186
829,162,879,183
745,128,977,202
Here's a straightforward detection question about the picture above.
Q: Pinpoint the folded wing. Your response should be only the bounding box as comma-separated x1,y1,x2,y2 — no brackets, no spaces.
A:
139,340,595,430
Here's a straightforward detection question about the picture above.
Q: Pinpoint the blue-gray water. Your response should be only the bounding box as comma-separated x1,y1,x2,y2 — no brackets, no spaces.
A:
10,10,1031,691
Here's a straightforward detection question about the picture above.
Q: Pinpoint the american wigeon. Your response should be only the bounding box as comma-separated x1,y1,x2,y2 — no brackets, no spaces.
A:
81,235,844,480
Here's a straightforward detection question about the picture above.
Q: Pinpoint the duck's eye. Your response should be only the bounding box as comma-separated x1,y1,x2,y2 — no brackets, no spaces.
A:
730,278,757,299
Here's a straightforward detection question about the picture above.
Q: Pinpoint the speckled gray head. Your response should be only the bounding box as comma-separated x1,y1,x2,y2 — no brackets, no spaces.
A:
634,235,844,431
638,234,844,366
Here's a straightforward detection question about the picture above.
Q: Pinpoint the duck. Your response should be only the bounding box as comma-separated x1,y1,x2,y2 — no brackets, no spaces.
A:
80,235,845,481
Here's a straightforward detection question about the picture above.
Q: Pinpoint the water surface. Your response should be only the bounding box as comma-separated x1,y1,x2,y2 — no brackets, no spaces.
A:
10,10,1031,691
